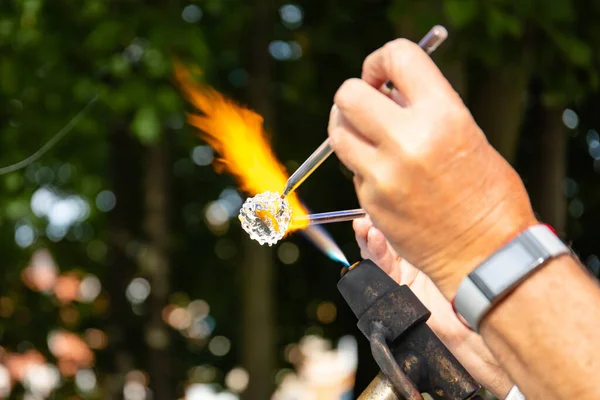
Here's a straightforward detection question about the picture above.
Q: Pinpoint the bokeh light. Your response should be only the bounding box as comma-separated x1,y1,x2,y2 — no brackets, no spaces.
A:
316,301,337,324
568,198,584,218
84,328,108,350
205,201,230,234
123,380,147,400
188,299,210,318
95,190,116,212
168,307,192,330
225,367,249,393
269,41,293,60
277,242,300,264
208,336,231,356
15,224,35,248
563,177,579,198
182,4,203,23
21,249,58,293
562,108,579,129
126,278,151,305
54,274,81,304
22,363,60,398
78,274,101,303
0,298,14,318
75,368,96,393
188,365,217,383
192,145,214,166
279,4,303,28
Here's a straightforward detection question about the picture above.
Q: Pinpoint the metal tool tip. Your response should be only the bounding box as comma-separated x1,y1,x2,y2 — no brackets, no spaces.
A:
431,25,448,41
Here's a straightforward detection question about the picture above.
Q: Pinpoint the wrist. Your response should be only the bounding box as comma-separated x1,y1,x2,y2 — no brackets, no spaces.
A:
432,206,539,300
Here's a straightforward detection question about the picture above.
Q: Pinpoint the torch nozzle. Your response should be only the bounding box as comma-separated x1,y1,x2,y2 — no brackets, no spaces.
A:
282,25,447,197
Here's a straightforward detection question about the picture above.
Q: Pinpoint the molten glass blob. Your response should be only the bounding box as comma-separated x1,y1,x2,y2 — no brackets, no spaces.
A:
239,191,291,246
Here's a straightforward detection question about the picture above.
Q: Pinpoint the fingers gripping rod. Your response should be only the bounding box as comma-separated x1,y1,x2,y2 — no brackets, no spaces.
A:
281,25,448,198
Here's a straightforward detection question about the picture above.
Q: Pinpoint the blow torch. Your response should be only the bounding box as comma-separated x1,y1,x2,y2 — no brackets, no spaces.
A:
338,260,483,400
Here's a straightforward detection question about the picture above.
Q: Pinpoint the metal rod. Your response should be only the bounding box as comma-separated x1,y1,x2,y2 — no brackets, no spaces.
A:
282,25,448,198
282,139,333,197
295,208,366,225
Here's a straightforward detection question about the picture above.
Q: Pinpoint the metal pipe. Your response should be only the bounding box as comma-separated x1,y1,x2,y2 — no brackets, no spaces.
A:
357,373,398,400
295,208,366,225
281,25,448,197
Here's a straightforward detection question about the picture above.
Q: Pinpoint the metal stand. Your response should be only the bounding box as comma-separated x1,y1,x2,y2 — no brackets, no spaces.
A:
338,260,483,400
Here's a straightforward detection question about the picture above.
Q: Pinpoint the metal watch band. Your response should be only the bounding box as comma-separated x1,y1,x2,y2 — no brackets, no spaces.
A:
454,224,570,331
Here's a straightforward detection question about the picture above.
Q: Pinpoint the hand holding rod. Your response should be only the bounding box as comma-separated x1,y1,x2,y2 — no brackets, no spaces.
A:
281,25,448,197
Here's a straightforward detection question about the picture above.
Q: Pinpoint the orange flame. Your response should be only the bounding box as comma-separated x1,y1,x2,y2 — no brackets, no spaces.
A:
174,63,309,231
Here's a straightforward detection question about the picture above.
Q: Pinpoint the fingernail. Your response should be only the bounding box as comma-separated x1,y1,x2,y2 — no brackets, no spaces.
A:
330,104,339,118
330,105,342,129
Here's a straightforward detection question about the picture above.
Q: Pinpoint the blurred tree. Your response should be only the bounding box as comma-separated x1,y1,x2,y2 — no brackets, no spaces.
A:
0,0,599,399
241,0,277,399
0,0,208,397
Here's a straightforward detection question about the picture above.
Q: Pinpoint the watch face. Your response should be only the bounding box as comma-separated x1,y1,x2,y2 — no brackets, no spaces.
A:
470,240,536,299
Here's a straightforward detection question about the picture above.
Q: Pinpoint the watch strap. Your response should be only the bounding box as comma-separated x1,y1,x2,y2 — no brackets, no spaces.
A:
454,224,570,331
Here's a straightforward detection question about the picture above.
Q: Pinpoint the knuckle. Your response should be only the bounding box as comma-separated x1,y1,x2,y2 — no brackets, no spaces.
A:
386,38,417,53
385,38,419,65
401,139,434,171
334,78,365,109
371,165,404,200
362,51,378,75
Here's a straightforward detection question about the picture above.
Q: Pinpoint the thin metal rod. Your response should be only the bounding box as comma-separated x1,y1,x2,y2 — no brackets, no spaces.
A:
282,139,333,196
295,208,367,225
282,25,448,197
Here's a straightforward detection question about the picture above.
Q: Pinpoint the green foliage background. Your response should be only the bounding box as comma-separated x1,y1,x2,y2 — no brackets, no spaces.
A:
0,0,599,399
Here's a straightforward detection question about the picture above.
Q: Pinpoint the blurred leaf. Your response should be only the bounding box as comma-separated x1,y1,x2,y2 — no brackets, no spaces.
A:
156,86,182,113
486,8,522,39
542,91,567,108
81,0,107,19
538,0,574,23
132,106,161,145
443,0,478,28
84,20,122,51
143,48,169,78
552,32,592,67
110,54,131,78
4,174,23,193
6,200,28,219
1,59,18,94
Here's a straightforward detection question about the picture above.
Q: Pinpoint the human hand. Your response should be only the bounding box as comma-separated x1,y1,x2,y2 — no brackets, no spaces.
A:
328,39,537,297
353,217,513,398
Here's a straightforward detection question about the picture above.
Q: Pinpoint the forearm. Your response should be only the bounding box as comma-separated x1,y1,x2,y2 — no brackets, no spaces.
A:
480,255,600,399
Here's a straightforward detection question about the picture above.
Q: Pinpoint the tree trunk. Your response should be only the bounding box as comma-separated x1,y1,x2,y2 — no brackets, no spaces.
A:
241,0,276,399
528,103,567,235
142,141,173,399
105,126,139,400
241,237,276,400
469,64,531,164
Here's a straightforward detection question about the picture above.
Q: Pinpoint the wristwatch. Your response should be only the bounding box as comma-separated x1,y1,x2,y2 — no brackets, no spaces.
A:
454,224,571,331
